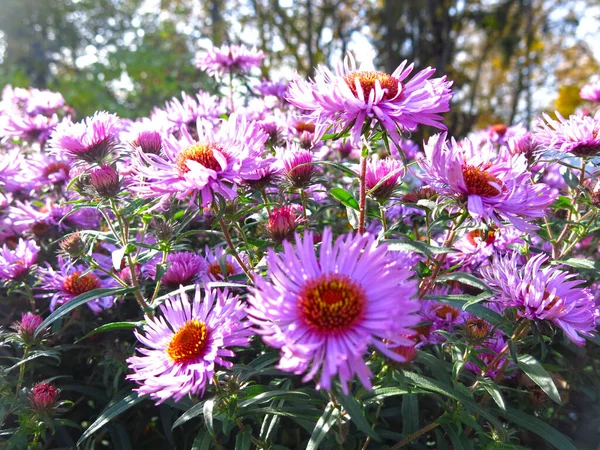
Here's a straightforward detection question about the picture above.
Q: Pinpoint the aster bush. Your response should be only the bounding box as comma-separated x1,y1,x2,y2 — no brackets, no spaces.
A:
1,46,600,450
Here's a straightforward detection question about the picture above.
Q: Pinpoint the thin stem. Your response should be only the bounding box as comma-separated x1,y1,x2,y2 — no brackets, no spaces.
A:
390,420,441,449
234,222,255,269
261,189,271,214
24,284,36,312
127,254,153,317
379,205,388,233
358,155,368,234
361,402,383,450
299,189,309,224
16,346,30,397
219,218,254,280
150,248,169,305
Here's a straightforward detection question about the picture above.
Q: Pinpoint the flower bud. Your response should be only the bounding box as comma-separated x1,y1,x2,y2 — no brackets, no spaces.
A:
464,317,490,344
90,164,120,197
30,383,59,413
266,205,302,242
12,312,44,344
133,130,162,155
59,231,86,258
282,148,316,188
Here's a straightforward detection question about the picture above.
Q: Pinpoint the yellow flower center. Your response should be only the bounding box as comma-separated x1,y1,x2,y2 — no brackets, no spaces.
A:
166,320,209,363
298,274,366,333
176,142,225,174
344,71,401,102
462,164,503,197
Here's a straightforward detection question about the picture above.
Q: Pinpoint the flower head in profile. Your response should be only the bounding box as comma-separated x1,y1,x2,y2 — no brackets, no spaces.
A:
365,157,404,202
247,228,419,393
131,114,268,207
418,133,555,231
49,112,121,164
287,53,453,145
278,145,318,188
196,44,265,77
481,253,597,345
163,91,227,133
580,81,600,102
145,251,208,289
127,286,252,404
0,238,39,281
533,110,600,157
38,256,116,313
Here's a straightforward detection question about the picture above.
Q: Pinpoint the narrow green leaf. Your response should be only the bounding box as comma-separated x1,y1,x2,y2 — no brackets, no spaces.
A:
435,272,490,292
481,381,506,411
362,387,415,404
442,423,473,450
386,240,458,256
238,390,309,408
501,407,577,450
35,287,136,338
77,393,145,445
516,354,562,405
556,257,600,271
76,321,145,343
235,425,253,450
330,187,359,210
204,398,215,437
401,394,419,436
172,400,207,429
191,429,212,450
306,403,339,450
336,391,380,441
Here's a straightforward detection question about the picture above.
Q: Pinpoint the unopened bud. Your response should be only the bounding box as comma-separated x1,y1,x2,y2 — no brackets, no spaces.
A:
30,383,59,413
90,164,120,197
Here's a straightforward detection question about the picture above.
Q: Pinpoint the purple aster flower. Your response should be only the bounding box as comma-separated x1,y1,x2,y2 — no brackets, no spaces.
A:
580,81,600,102
131,114,268,207
203,246,244,281
418,133,556,231
21,153,71,189
254,79,289,100
0,113,59,142
163,91,227,133
481,253,597,345
38,256,116,313
127,286,252,404
418,296,466,345
0,238,39,281
287,53,453,145
507,131,536,161
487,123,527,146
464,335,516,379
247,228,420,393
196,44,265,77
533,110,600,157
145,251,208,289
48,112,121,164
129,129,163,155
90,164,120,197
278,145,318,188
365,157,404,202
0,149,22,191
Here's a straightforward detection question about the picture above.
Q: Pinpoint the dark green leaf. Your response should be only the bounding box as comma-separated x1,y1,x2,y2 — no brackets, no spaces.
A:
501,407,577,450
76,321,145,343
238,390,309,408
191,429,212,450
516,354,562,405
235,425,252,450
336,391,380,441
401,395,419,436
306,403,340,450
435,272,490,292
204,398,215,437
172,400,207,429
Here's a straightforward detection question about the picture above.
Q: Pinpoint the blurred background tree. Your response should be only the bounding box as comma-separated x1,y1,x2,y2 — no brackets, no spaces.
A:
0,0,598,132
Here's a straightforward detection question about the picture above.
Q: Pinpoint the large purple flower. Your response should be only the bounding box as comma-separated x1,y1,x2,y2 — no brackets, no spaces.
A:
533,110,600,157
287,53,453,145
38,256,116,313
145,251,208,289
196,44,265,77
131,114,268,206
127,286,252,404
247,228,419,393
418,133,555,231
48,112,121,164
481,253,597,345
0,238,39,281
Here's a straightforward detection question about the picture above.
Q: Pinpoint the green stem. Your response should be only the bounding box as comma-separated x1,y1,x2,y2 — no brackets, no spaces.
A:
234,222,255,269
16,346,30,397
219,218,254,280
299,189,309,224
379,204,388,233
358,154,367,234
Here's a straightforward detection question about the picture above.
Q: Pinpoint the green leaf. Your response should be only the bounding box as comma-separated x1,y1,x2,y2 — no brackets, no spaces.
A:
556,257,600,271
35,287,136,338
306,403,340,450
346,206,360,229
401,394,419,436
435,272,490,292
336,391,380,441
516,354,562,405
172,400,207,429
203,398,215,437
238,390,309,408
480,380,506,411
363,387,415,404
77,393,145,445
501,407,577,450
386,240,458,256
441,423,473,450
235,425,253,450
191,429,212,450
76,321,145,343
330,187,359,210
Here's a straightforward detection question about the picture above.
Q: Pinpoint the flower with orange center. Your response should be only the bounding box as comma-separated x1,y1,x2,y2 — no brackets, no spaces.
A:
418,298,466,344
175,142,226,174
63,272,100,296
344,71,401,102
248,228,419,393
419,133,555,231
208,261,236,280
127,286,252,404
204,246,243,282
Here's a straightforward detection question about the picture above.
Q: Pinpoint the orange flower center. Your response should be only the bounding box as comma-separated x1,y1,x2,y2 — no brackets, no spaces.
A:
42,162,70,179
298,274,366,333
434,304,460,321
465,228,497,246
344,71,401,102
491,124,508,135
208,261,236,280
166,320,209,363
462,164,503,197
63,272,100,296
176,142,225,174
294,121,316,134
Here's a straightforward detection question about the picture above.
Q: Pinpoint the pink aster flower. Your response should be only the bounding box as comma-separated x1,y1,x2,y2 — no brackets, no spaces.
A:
48,112,121,164
196,43,265,77
418,133,556,231
38,256,116,313
0,149,22,191
580,81,600,102
481,253,597,345
90,164,120,197
203,246,244,281
247,228,420,393
126,286,252,404
145,251,208,289
20,153,71,189
533,110,600,157
12,312,45,344
0,238,39,281
0,113,59,142
486,123,527,146
287,53,453,145
163,91,227,133
278,145,318,188
365,157,404,202
131,114,268,207
254,79,289,100
418,297,466,345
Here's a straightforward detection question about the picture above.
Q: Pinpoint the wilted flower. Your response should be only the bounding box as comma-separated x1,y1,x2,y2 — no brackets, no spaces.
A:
49,112,121,163
287,53,453,145
127,286,252,404
534,110,600,157
0,238,39,281
481,253,597,345
418,133,555,231
247,228,419,393
196,44,265,77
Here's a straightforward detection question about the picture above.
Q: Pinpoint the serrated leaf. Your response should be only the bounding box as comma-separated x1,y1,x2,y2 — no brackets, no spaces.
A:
35,287,136,338
77,393,145,445
516,354,562,405
306,403,339,450
331,187,359,210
